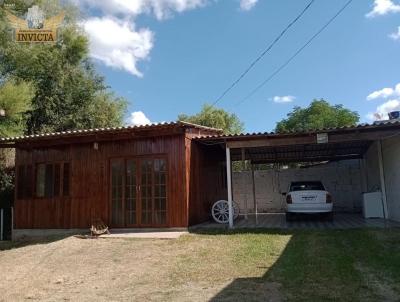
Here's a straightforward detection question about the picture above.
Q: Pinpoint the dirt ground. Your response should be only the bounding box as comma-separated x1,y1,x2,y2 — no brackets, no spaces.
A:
1,228,399,301
0,235,283,302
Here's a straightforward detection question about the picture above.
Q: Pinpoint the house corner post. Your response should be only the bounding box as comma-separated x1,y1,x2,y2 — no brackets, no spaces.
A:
226,146,233,229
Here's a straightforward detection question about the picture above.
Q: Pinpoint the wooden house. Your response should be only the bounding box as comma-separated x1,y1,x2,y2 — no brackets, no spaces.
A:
5,122,226,233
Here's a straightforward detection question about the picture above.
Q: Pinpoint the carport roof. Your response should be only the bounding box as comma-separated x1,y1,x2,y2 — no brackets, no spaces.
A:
196,119,400,141
229,141,372,163
196,119,400,163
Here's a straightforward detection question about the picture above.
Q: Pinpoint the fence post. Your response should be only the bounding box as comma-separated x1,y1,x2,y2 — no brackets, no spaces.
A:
0,208,3,241
11,207,13,240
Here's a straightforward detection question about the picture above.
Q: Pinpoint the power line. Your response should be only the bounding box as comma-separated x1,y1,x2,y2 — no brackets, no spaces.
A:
236,0,353,106
211,0,316,106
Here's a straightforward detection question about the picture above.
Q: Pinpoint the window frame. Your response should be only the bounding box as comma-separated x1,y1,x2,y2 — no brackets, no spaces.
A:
32,161,71,199
16,164,33,199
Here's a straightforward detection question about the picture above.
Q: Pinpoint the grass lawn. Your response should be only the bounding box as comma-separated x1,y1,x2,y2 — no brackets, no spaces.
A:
0,228,399,301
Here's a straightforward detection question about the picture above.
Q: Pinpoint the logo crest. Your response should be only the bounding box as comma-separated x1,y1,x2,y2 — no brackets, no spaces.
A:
26,5,45,29
5,5,64,43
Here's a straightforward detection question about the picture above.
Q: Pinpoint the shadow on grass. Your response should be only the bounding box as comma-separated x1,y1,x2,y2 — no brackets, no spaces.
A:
0,235,71,252
204,227,400,302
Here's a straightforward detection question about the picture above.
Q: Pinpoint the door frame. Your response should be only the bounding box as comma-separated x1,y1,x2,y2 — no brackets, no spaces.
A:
108,155,169,228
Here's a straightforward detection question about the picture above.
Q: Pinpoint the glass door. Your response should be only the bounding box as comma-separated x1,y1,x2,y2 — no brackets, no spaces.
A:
153,159,167,225
110,159,124,226
140,159,153,225
110,157,167,227
140,158,167,226
125,159,137,226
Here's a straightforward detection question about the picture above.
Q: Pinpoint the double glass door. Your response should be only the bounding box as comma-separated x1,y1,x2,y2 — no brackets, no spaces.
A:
110,157,167,227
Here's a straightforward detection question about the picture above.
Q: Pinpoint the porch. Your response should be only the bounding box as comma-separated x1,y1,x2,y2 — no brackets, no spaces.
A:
197,121,400,228
191,213,400,230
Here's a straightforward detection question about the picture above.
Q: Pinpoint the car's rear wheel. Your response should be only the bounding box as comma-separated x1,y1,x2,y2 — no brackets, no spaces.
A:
286,212,294,222
325,212,334,221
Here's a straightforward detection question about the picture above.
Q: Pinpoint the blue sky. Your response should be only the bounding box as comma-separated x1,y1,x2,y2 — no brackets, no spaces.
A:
79,0,400,133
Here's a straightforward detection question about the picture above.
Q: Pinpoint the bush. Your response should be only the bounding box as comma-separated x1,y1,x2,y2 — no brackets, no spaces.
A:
0,166,14,208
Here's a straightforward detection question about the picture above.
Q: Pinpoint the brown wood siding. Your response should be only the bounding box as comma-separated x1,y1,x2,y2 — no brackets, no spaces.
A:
186,138,227,225
14,134,188,229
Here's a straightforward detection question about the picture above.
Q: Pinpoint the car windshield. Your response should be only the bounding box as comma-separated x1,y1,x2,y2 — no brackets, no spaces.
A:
290,181,325,192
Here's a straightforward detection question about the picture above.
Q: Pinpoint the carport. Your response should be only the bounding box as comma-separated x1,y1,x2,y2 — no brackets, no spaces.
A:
197,120,400,228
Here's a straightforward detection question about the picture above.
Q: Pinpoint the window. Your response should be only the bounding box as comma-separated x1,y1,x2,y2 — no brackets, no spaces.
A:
44,164,54,197
289,181,325,192
17,166,25,199
34,162,70,198
54,163,60,196
35,164,46,197
17,165,33,199
63,163,70,196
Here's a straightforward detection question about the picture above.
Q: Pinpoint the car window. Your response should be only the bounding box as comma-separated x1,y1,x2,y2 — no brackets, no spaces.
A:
290,182,325,191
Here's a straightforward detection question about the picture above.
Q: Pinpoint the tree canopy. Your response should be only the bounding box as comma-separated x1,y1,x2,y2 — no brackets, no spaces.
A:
0,79,34,137
275,99,359,133
178,104,244,134
0,0,127,135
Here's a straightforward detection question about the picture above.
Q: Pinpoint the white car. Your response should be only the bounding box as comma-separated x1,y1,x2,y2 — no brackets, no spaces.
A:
283,181,333,221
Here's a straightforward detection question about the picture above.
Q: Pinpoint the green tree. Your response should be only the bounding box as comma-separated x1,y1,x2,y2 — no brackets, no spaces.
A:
0,79,34,137
0,1,128,201
0,0,127,135
275,99,359,133
178,104,244,134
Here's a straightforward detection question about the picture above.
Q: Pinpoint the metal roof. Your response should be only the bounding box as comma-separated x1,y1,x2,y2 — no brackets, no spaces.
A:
0,121,222,143
195,119,400,164
229,140,372,163
195,119,400,141
2,119,400,145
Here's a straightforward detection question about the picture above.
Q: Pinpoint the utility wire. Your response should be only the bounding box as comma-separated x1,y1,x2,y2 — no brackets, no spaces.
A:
211,0,316,106
236,0,353,106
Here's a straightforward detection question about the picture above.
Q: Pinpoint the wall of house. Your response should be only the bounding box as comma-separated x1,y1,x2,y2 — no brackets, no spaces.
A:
363,138,400,222
382,137,400,221
187,140,227,226
364,142,381,191
233,159,363,213
14,134,189,229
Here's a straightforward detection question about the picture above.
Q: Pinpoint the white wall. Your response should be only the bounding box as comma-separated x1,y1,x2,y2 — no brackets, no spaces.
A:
233,160,363,213
382,137,400,221
363,138,400,222
364,142,381,191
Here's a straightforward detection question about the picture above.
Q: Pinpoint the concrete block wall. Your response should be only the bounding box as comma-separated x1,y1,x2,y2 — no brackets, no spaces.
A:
382,137,400,221
233,159,363,213
364,142,381,191
363,138,400,222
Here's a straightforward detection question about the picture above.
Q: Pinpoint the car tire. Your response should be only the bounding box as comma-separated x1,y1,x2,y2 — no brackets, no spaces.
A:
325,212,334,222
286,212,294,222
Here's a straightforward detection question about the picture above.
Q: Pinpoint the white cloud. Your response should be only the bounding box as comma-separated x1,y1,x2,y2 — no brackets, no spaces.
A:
272,95,295,103
366,87,395,100
80,0,207,20
366,0,400,18
366,99,400,120
366,83,400,120
240,0,258,11
129,111,151,125
76,0,208,76
366,83,400,100
389,26,400,39
83,17,154,77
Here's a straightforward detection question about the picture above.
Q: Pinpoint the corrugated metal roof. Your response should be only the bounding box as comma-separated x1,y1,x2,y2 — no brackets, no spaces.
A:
0,121,222,143
2,119,399,144
195,119,400,140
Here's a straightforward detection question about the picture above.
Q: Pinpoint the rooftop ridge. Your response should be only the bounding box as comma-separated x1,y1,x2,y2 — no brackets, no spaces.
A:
0,121,223,142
